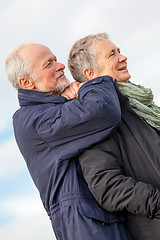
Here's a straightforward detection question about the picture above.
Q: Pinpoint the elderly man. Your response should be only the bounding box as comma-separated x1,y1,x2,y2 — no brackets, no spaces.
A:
67,33,160,240
6,43,131,240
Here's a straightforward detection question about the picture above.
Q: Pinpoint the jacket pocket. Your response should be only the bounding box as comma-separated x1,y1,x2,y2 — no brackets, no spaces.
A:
78,201,124,225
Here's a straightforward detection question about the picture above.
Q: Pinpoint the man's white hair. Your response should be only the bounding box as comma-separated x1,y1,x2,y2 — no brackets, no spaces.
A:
5,43,35,89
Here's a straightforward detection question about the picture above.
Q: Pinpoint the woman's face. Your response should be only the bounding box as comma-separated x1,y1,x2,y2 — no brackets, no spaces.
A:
93,39,131,82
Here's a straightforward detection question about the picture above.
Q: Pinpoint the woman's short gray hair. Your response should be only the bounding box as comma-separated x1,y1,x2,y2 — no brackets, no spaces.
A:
5,43,34,89
68,32,109,82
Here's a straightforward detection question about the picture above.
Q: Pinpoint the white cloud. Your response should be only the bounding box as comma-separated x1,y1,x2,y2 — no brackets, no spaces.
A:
0,138,25,179
1,195,44,218
0,193,55,239
0,116,8,133
0,213,55,240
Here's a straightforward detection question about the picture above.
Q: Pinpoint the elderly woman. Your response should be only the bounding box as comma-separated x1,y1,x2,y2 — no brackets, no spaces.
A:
67,32,160,240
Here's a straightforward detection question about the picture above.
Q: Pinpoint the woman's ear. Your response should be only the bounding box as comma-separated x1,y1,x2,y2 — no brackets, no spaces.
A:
19,77,35,90
83,68,97,80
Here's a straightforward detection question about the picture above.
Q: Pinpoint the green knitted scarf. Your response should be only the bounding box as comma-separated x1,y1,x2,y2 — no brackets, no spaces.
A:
117,82,160,131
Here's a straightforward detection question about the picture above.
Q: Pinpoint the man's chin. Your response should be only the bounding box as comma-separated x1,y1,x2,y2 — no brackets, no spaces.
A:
54,80,70,95
39,78,70,96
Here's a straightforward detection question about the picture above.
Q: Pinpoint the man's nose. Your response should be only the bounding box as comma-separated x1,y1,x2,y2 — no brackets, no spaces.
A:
55,62,65,71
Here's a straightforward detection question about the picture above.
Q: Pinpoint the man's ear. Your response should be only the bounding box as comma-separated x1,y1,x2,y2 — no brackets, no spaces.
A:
83,68,97,80
19,77,35,90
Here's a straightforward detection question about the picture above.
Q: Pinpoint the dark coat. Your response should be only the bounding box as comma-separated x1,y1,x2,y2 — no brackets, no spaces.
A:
13,76,131,240
79,82,160,240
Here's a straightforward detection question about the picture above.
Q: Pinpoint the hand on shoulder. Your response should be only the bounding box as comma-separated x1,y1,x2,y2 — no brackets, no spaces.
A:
61,81,85,99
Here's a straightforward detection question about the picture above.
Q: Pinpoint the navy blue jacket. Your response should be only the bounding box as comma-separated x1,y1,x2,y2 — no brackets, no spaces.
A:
13,76,131,240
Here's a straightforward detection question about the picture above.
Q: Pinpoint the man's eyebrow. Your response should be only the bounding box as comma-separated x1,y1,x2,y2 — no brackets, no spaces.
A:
44,56,56,65
52,55,57,61
49,56,57,61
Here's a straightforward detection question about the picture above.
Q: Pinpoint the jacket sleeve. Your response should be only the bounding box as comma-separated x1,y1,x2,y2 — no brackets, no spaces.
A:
79,137,160,219
36,76,121,158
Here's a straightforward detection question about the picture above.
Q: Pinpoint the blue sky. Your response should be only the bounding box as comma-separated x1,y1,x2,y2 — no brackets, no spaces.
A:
0,0,160,239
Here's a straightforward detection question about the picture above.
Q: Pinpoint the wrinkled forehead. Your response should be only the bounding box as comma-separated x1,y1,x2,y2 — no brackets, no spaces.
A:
19,43,55,66
94,39,117,51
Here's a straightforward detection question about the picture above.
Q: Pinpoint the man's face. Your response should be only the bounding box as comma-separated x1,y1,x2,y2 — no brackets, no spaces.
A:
93,39,131,82
19,44,70,94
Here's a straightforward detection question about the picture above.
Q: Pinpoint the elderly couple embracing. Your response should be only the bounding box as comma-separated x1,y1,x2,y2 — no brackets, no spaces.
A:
6,32,160,240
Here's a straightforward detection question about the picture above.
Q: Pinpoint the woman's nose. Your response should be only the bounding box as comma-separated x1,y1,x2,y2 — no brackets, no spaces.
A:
118,54,127,62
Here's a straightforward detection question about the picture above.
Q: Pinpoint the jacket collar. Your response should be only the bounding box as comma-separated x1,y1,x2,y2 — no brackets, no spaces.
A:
18,89,67,107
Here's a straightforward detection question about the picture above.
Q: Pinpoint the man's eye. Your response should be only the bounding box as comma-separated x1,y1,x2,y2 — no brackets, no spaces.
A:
109,53,114,58
46,62,52,67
